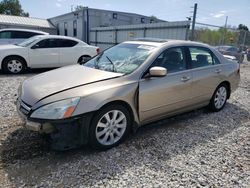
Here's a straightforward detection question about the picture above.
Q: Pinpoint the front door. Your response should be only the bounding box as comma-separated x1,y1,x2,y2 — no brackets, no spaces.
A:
29,38,60,68
139,47,193,123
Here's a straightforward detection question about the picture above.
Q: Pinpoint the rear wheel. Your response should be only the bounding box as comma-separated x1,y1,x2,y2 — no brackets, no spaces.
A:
2,56,26,74
89,104,131,150
209,84,228,112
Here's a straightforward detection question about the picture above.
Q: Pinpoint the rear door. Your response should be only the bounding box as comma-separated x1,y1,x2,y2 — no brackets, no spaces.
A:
29,38,60,68
58,39,80,66
139,47,193,123
187,46,223,105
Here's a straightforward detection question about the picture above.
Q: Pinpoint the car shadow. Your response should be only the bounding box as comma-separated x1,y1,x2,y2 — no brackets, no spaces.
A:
0,103,249,187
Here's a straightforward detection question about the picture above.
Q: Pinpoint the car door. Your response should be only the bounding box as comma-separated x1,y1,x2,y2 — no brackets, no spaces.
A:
58,39,79,66
187,46,223,105
139,47,193,123
29,38,60,68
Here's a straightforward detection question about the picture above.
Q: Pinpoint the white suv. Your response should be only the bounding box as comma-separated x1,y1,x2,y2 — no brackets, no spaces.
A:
0,28,48,45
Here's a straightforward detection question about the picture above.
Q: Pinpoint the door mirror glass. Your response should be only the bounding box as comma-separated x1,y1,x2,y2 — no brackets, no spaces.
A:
149,66,167,77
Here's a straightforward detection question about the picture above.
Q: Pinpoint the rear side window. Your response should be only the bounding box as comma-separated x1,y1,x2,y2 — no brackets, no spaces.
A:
0,31,11,39
57,39,78,48
12,31,39,39
189,47,220,68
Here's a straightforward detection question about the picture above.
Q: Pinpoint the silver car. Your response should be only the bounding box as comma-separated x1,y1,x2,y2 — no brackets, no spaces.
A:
16,39,240,150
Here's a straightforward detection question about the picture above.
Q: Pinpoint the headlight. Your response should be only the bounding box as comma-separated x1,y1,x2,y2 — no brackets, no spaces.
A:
30,97,80,120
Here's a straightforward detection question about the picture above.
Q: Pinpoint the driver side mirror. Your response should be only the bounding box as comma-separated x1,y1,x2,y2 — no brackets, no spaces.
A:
145,66,167,78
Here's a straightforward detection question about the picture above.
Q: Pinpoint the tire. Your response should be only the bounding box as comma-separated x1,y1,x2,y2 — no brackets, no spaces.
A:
2,56,26,74
208,84,229,112
89,104,131,150
78,55,91,64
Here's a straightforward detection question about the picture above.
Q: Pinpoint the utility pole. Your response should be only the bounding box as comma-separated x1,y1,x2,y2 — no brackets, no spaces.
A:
191,3,197,41
221,16,228,45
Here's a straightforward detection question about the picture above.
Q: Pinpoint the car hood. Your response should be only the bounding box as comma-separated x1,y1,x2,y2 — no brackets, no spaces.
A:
21,65,123,106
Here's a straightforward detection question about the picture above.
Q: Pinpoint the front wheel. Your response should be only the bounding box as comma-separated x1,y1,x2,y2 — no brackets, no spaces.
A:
89,104,131,150
209,84,228,112
2,56,26,74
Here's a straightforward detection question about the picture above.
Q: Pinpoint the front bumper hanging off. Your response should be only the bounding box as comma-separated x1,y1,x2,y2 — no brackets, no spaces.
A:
16,99,93,150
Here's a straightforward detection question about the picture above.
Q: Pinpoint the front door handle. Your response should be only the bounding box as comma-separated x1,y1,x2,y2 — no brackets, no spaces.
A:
181,76,190,82
215,69,222,74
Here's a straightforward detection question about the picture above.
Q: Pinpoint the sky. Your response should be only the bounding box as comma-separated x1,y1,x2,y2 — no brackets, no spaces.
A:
19,0,250,29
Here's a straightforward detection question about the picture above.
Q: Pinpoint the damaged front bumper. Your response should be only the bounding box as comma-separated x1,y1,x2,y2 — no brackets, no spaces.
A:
16,99,93,150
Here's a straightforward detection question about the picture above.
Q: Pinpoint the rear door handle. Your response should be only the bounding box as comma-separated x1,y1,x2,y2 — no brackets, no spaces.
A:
181,76,190,82
215,69,222,73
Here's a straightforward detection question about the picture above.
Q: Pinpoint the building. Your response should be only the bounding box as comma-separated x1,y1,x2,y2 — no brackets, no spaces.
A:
49,7,164,43
0,14,56,34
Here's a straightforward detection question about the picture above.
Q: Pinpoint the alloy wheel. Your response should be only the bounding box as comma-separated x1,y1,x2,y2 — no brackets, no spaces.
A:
95,110,127,146
214,86,227,109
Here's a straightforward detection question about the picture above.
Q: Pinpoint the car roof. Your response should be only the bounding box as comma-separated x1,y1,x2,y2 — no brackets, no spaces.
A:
0,28,48,34
125,38,211,48
33,35,85,43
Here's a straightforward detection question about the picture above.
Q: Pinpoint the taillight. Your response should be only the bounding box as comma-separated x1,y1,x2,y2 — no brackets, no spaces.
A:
96,48,100,54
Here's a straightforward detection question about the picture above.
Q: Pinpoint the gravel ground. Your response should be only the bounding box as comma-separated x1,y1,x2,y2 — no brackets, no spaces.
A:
0,60,249,187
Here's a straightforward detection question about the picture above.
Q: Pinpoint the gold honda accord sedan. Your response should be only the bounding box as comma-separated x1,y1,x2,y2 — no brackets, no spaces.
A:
16,39,240,150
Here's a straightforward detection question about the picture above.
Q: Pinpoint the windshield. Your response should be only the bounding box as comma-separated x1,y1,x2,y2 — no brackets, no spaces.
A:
17,36,42,47
84,43,155,74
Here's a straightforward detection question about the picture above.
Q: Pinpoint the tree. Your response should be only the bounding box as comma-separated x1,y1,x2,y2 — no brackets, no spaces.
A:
0,0,29,17
74,5,85,11
238,24,249,31
149,15,158,23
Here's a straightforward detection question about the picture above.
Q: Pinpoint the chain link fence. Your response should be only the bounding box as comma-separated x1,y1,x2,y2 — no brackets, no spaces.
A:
189,22,250,50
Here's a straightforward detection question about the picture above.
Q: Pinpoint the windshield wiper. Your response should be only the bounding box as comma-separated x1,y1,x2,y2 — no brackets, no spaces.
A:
106,55,117,72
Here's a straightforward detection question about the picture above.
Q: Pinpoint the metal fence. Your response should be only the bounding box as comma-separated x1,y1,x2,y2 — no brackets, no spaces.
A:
90,21,190,50
190,22,250,49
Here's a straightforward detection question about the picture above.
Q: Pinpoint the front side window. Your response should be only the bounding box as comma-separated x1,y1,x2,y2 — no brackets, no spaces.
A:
84,43,155,74
34,39,58,48
0,31,11,39
151,47,186,73
189,47,219,68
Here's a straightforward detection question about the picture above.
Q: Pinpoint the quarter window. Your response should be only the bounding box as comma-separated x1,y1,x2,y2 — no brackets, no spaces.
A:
189,47,219,68
151,47,186,73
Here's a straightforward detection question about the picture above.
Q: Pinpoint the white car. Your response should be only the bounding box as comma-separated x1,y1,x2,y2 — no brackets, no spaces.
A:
0,35,100,74
0,28,48,45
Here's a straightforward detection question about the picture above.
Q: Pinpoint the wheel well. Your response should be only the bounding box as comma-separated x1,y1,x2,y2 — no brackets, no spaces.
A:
219,81,231,99
2,55,28,69
78,55,91,63
99,100,135,123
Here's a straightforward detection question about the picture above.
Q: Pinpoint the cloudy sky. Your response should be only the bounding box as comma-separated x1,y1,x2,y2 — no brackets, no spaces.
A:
19,0,250,28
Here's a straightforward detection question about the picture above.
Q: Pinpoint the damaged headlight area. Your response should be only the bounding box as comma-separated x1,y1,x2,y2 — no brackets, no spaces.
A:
30,97,80,120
